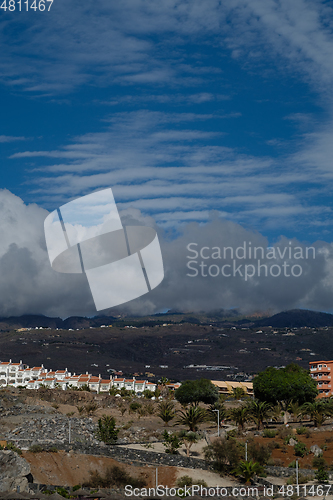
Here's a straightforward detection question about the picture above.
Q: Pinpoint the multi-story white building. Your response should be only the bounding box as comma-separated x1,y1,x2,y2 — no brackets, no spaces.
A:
112,377,157,393
0,360,158,394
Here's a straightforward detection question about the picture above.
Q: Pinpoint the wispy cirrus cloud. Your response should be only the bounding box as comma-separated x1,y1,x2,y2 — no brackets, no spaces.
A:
4,0,333,238
7,108,327,234
1,0,333,95
0,135,28,143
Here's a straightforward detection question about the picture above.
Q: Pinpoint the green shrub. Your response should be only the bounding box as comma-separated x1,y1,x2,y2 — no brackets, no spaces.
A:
296,427,311,438
6,442,22,454
278,427,294,440
78,384,90,392
129,401,142,413
294,442,307,457
284,434,296,445
145,402,155,415
176,475,193,487
143,390,154,399
162,430,182,454
196,480,208,487
204,437,242,473
55,487,69,498
248,441,272,465
315,467,329,483
83,465,146,488
95,415,119,444
29,444,44,453
263,429,277,438
313,456,327,469
176,476,208,488
287,473,310,485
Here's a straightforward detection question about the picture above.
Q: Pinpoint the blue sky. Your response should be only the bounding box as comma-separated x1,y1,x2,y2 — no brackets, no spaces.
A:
2,0,333,316
2,0,333,243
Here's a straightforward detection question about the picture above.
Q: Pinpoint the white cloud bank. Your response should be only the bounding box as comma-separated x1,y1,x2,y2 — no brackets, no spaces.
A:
1,189,333,318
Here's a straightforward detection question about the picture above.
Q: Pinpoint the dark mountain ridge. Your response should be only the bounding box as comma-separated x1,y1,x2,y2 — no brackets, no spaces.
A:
0,308,331,331
253,309,333,328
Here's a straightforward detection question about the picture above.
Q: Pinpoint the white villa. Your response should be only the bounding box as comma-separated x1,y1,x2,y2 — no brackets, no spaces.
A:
0,360,157,394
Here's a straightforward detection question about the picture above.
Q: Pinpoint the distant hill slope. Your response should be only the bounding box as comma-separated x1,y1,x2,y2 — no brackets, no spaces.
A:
0,314,117,331
253,309,333,328
0,308,332,331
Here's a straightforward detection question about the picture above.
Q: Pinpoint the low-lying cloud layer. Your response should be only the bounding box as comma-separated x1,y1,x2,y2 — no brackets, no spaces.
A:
2,189,333,319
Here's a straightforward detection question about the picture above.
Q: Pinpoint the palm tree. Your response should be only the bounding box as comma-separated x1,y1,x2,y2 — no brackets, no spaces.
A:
157,400,175,426
178,430,198,457
175,405,207,431
288,401,301,423
208,401,227,425
232,460,263,484
159,377,170,386
268,403,282,423
159,377,170,398
228,405,250,431
300,400,333,427
232,387,247,400
247,400,272,430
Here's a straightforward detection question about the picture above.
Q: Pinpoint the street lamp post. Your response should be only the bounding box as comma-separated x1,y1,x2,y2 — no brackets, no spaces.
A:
212,409,220,437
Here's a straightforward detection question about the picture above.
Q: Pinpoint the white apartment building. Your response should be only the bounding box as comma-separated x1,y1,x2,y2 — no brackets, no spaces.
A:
0,360,158,394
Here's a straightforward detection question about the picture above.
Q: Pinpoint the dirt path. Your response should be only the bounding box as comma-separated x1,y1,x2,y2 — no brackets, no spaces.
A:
174,467,237,487
118,438,209,459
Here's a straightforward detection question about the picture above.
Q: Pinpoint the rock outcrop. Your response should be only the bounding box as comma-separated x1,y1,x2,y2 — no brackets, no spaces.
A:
0,450,31,492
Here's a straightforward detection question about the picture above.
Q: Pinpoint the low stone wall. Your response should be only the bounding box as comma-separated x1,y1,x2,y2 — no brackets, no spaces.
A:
60,443,211,470
265,465,316,479
28,483,268,499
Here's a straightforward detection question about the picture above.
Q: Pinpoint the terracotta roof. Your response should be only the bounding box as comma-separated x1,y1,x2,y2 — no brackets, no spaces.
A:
89,377,100,383
135,380,145,384
0,362,10,365
56,370,66,373
100,380,110,384
32,367,42,370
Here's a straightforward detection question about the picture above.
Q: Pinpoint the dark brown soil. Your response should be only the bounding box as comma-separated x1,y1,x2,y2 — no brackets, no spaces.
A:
23,450,177,487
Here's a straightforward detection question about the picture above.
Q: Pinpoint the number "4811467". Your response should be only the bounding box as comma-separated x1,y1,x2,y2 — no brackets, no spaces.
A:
1,0,53,11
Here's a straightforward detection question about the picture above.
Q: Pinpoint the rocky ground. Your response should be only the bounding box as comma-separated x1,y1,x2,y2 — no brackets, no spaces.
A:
6,415,99,448
2,386,333,495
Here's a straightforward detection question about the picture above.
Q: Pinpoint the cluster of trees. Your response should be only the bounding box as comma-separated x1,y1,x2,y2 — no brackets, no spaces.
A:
156,378,219,431
204,436,271,481
156,365,328,431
